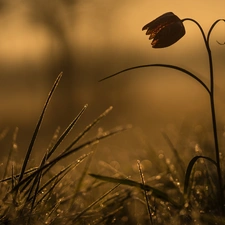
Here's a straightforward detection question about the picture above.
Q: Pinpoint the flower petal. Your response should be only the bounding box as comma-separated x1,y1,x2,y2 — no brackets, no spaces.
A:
142,12,186,48
142,12,176,31
152,21,185,48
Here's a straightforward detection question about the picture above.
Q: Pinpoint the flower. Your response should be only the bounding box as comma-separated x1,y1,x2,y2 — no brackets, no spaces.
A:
142,12,185,48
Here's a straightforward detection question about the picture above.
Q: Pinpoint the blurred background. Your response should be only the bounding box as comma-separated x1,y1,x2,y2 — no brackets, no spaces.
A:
0,0,225,168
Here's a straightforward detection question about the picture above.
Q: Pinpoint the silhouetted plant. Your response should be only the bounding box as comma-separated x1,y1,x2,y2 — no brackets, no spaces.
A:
96,12,225,222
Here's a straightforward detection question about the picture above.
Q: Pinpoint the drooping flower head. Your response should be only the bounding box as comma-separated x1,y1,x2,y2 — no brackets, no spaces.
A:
142,12,185,48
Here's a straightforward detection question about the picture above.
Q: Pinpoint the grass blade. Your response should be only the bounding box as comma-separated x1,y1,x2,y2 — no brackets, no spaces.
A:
72,183,120,223
63,106,113,153
68,147,95,211
137,160,153,224
33,152,91,210
47,104,88,160
17,72,63,187
2,127,18,181
0,167,38,183
40,104,88,177
161,130,185,177
10,124,131,194
184,156,217,197
89,173,181,208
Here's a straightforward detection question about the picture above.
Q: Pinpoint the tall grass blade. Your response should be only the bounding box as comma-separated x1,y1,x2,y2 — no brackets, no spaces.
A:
46,126,61,152
33,152,91,210
26,152,48,216
31,105,110,189
137,160,153,224
47,104,88,160
69,147,95,211
10,124,131,194
40,104,88,178
25,104,87,195
63,106,113,153
17,72,63,188
21,104,88,210
0,167,38,183
72,183,120,223
21,152,91,206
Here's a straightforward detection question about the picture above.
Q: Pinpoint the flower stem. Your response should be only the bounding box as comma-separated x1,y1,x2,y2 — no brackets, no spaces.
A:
183,18,224,215
208,44,224,215
100,16,225,215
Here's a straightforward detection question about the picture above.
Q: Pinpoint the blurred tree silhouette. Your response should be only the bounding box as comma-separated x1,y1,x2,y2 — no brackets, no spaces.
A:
25,0,79,113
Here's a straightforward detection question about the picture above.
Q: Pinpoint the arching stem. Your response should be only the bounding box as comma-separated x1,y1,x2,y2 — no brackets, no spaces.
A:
183,18,224,214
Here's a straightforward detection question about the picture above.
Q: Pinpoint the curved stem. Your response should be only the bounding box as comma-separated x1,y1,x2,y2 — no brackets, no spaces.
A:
207,19,225,43
182,18,208,49
99,64,210,94
100,17,225,214
184,18,224,214
207,19,225,215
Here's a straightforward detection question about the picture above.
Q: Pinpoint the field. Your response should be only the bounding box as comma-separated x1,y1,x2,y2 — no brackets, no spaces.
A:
0,69,225,224
1,7,225,225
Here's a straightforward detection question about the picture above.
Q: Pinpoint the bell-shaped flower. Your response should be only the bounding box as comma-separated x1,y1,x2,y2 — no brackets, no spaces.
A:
142,12,185,48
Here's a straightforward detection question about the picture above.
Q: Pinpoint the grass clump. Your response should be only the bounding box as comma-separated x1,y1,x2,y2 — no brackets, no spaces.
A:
0,72,131,225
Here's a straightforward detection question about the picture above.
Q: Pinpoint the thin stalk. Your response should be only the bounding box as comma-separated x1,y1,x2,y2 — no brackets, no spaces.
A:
99,63,210,94
207,28,224,215
137,160,153,224
183,18,224,214
18,72,63,185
